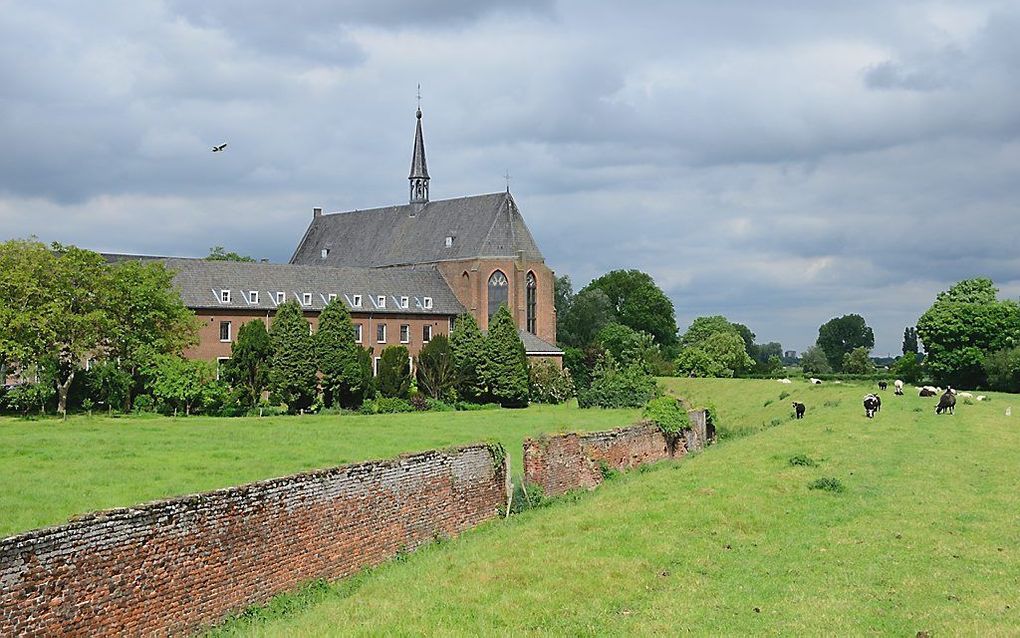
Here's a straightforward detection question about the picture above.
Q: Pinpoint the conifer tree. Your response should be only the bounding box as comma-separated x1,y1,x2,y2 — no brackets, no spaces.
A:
315,299,365,407
377,345,411,398
449,313,486,401
416,334,458,400
481,305,530,407
223,319,272,408
268,301,318,413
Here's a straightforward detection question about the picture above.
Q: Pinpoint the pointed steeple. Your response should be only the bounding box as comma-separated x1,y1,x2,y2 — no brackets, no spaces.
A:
408,94,430,205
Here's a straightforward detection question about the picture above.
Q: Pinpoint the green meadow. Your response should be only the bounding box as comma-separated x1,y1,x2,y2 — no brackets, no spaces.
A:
210,378,1020,636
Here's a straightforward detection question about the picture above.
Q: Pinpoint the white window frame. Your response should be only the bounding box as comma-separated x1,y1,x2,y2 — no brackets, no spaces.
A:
302,292,312,306
220,289,231,303
328,293,337,303
423,325,432,343
219,321,232,343
400,324,410,344
216,357,230,381
321,248,329,259
423,296,433,310
249,290,259,304
373,356,381,376
449,317,456,332
377,295,386,309
354,324,363,343
400,296,409,309
377,324,387,343
445,236,453,248
352,294,362,308
276,291,286,304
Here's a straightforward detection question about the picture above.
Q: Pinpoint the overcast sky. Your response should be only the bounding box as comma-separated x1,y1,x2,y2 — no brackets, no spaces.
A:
3,1,1020,354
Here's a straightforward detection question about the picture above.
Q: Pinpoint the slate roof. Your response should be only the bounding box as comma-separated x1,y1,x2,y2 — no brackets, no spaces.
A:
289,191,545,268
154,258,464,315
517,329,563,355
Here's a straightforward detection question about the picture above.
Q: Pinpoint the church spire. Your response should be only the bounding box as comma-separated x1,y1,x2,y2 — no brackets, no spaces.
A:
408,86,430,205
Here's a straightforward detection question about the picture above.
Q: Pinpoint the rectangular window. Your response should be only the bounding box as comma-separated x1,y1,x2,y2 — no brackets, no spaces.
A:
377,324,386,343
352,294,362,307
400,296,409,309
308,321,314,335
328,293,337,302
423,296,433,309
400,324,410,343
445,236,453,248
354,324,363,343
377,295,386,309
216,357,230,381
422,325,432,343
302,292,312,306
449,316,456,332
249,290,259,304
321,248,330,259
219,321,232,342
276,291,285,304
373,356,381,376
220,289,231,303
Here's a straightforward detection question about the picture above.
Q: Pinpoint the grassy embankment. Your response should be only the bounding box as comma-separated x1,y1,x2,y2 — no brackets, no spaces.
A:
211,378,1020,636
0,403,640,537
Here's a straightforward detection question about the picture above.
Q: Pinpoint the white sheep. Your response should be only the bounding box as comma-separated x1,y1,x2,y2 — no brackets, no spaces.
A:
894,379,904,395
778,378,792,384
958,392,973,398
809,378,822,385
977,395,987,401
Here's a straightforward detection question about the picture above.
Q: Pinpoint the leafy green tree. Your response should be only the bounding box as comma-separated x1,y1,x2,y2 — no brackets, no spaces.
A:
559,287,615,347
586,270,677,348
268,301,318,412
916,278,1020,387
314,300,365,408
890,353,923,384
142,354,217,416
481,305,530,407
528,359,574,404
679,315,737,348
702,331,755,377
902,327,919,356
800,345,832,374
554,275,574,342
206,246,256,262
983,346,1020,393
223,320,272,409
84,360,133,414
752,342,783,366
674,347,725,378
731,323,756,357
562,344,605,394
450,313,486,401
377,345,411,399
816,314,875,371
416,335,458,400
0,239,55,371
842,346,875,374
596,323,660,372
577,354,659,408
762,354,784,375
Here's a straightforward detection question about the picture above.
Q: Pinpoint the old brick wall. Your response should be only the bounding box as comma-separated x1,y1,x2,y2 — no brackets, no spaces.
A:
0,444,509,637
523,411,710,498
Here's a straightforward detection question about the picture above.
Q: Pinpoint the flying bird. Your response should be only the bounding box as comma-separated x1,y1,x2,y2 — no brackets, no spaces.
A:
211,143,227,152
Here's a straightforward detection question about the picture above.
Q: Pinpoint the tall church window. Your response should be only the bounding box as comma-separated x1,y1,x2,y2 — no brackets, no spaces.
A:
487,270,508,322
526,272,537,334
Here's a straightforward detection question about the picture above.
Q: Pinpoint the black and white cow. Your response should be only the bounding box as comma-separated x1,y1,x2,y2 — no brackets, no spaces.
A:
792,402,806,419
863,394,881,418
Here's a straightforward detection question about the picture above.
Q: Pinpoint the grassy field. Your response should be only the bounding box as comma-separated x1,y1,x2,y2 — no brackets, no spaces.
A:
212,378,1020,636
0,403,640,537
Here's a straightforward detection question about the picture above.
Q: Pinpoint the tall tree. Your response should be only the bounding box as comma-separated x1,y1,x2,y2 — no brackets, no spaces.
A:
559,287,615,347
415,335,458,400
842,346,875,374
450,313,487,401
554,274,574,341
268,301,318,413
206,246,256,262
377,345,411,399
902,326,919,356
314,299,365,407
800,345,832,375
586,270,677,348
480,305,530,407
223,320,272,409
679,315,736,348
816,314,875,371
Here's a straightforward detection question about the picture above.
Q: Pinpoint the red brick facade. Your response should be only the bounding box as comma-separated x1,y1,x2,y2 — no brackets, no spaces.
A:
0,444,509,637
523,412,711,498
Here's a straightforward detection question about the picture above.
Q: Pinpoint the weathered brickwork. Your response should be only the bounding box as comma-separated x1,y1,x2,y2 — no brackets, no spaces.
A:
523,411,711,498
0,444,509,637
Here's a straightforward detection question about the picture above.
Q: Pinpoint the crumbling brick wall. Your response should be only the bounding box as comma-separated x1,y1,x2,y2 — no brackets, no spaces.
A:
0,444,509,637
523,410,710,498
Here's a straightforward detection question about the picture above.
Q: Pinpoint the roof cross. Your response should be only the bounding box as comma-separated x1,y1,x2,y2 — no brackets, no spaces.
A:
504,169,511,192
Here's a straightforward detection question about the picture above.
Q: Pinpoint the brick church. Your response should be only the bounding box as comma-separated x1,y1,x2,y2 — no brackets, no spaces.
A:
171,106,562,372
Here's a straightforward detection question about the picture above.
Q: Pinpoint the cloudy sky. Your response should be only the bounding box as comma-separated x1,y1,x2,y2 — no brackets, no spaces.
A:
3,0,1020,354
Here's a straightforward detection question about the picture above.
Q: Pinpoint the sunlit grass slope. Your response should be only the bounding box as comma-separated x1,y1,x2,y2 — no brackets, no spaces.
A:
0,403,639,537
214,379,1020,636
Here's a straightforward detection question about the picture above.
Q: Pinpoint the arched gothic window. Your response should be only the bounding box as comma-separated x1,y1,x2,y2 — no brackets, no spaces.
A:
526,272,537,334
487,270,508,322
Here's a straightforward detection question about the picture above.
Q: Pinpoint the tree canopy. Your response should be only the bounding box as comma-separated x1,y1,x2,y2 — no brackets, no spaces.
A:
585,270,677,348
206,246,255,262
816,314,874,371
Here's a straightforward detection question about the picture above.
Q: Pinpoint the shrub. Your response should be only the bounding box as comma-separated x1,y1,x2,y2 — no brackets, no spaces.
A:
842,347,875,374
359,397,415,414
983,346,1020,393
449,313,486,401
778,391,790,400
642,397,690,439
426,398,455,412
578,355,659,408
563,344,606,393
223,320,272,410
808,477,845,493
480,306,530,408
416,335,458,401
454,401,501,411
3,381,54,416
528,360,574,404
268,301,318,413
408,393,430,411
315,300,367,408
674,346,725,378
788,454,818,467
890,353,924,384
377,346,411,399
132,394,156,414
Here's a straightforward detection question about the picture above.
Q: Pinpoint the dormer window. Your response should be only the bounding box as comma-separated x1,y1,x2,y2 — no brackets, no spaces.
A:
352,294,362,308
276,291,285,304
400,296,409,309
220,290,231,303
302,293,312,306
328,293,337,303
248,291,259,304
445,236,454,248
423,297,433,310
377,295,386,309
321,248,330,259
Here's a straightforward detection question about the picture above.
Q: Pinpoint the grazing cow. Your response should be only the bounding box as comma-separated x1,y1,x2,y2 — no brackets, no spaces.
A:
863,394,880,418
878,381,888,391
936,388,956,415
792,401,806,419
894,379,904,395
919,387,937,397
809,378,823,385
